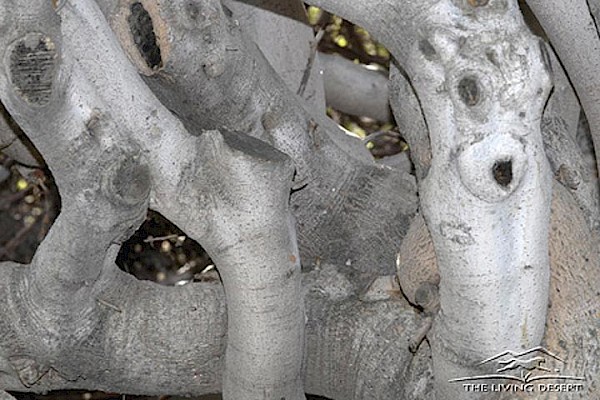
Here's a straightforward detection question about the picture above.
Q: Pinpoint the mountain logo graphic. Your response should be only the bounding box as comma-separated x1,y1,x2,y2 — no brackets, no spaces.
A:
449,346,585,383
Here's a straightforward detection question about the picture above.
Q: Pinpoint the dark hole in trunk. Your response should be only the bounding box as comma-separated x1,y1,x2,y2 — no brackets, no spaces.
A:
492,159,513,187
116,210,216,286
128,2,163,70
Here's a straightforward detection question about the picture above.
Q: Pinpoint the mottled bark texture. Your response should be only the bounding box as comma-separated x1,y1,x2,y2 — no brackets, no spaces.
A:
0,0,309,398
0,258,429,399
0,0,598,399
397,182,600,400
98,0,418,283
414,5,553,400
319,52,392,122
0,0,418,399
526,0,600,185
305,0,598,399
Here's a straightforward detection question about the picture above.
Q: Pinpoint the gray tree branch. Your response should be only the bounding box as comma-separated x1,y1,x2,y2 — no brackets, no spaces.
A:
98,0,418,281
0,260,425,399
320,52,392,122
225,0,326,113
526,0,600,185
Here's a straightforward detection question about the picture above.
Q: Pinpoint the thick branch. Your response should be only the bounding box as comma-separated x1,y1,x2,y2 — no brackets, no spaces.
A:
0,262,424,399
526,0,600,183
303,0,432,63
0,1,311,397
541,46,600,231
225,0,326,113
414,2,553,398
0,0,153,366
320,53,392,122
397,182,600,400
310,1,555,398
99,0,418,280
190,131,306,400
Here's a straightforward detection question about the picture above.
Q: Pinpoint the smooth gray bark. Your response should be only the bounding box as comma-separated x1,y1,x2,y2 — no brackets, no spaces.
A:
525,0,600,183
302,1,569,400
320,52,392,122
0,0,598,399
225,0,326,113
415,4,553,396
0,0,418,398
98,0,418,281
0,0,306,398
0,260,427,399
397,182,600,400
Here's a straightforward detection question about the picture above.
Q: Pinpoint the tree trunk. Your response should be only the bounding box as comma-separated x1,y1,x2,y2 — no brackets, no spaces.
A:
0,0,598,399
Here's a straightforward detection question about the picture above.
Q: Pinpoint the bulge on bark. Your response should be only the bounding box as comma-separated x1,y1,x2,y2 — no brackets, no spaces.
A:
103,156,151,207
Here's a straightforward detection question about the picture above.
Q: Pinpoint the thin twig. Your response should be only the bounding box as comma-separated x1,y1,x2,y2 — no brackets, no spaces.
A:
96,298,123,313
0,221,35,259
297,28,325,97
0,186,32,211
143,234,180,243
0,137,17,152
37,196,53,242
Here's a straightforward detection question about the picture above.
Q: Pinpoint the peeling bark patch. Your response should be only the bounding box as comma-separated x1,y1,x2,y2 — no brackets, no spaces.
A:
8,34,56,106
439,221,474,245
492,159,513,186
128,2,162,70
457,76,480,106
